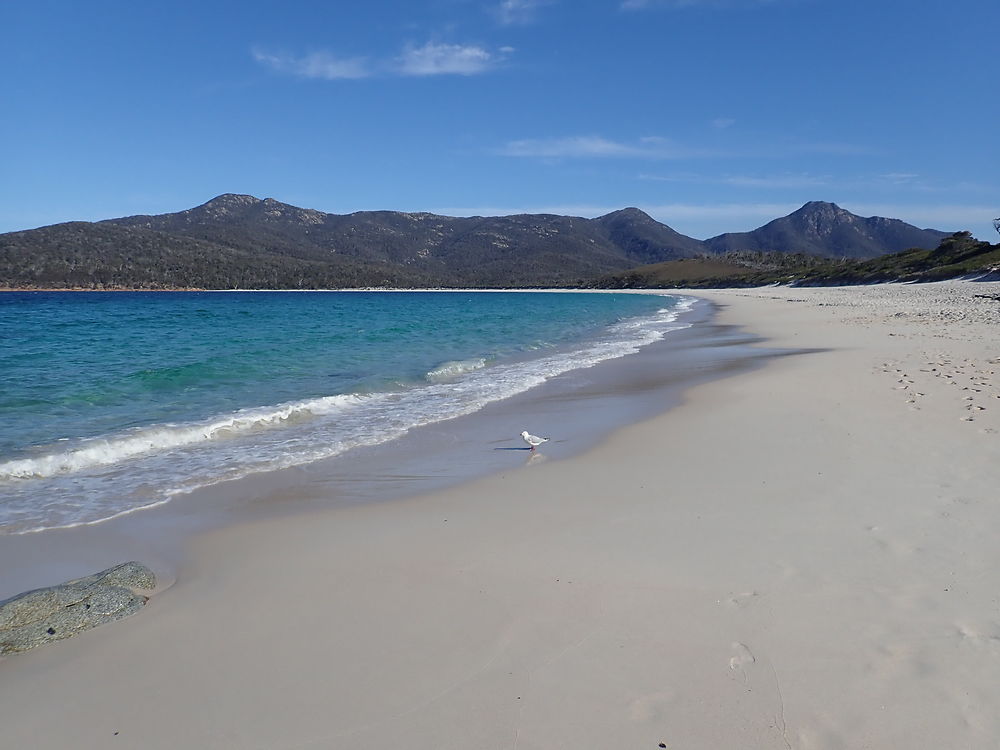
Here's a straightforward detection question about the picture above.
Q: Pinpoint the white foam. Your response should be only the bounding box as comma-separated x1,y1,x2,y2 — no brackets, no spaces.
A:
0,393,365,480
426,358,488,382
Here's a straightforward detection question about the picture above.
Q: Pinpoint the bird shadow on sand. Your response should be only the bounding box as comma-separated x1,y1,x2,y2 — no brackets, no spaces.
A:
493,446,549,465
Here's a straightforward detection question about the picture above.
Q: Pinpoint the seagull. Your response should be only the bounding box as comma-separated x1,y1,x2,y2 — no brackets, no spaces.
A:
520,430,550,450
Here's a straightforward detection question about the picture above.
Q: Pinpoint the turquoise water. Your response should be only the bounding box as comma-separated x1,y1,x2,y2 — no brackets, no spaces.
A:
0,291,689,532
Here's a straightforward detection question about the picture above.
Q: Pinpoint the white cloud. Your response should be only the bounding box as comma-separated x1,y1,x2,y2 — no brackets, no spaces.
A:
251,49,370,80
711,117,736,130
397,42,503,76
498,134,875,161
495,0,551,25
499,135,715,159
254,42,507,80
502,136,642,158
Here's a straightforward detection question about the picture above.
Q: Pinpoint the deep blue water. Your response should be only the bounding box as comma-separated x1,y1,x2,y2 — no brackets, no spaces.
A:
0,291,688,532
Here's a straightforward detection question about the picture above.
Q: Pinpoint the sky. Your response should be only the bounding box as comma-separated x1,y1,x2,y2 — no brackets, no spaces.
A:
2,0,998,240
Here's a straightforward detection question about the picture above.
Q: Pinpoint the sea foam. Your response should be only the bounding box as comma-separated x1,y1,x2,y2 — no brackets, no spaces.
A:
0,393,364,480
426,358,488,381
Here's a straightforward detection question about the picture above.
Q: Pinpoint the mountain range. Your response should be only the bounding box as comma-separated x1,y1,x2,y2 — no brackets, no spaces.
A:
0,195,951,289
704,201,950,258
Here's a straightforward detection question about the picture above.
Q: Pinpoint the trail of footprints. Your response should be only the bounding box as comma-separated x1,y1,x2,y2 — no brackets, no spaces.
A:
878,353,998,426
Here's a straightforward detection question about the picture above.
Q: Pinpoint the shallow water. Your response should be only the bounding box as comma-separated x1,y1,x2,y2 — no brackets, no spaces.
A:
0,290,688,532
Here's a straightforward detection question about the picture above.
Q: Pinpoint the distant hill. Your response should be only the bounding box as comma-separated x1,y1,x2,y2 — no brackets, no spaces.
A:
0,195,954,289
594,207,706,264
0,221,439,290
100,195,706,287
591,232,1000,289
705,201,949,259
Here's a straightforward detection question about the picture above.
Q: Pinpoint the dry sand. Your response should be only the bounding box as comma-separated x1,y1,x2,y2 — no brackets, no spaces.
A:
1,280,999,749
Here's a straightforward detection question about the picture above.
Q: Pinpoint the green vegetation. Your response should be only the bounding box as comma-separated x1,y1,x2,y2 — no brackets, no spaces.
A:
0,222,438,289
590,233,1000,289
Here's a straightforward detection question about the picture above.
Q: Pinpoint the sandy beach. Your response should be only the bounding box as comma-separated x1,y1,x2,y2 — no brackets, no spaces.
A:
2,280,999,749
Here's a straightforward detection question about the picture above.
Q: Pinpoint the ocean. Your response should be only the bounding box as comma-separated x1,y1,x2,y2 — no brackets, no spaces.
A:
0,291,692,533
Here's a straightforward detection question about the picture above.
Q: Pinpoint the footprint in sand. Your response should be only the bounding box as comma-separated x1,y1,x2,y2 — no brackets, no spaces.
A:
729,642,756,684
725,591,760,608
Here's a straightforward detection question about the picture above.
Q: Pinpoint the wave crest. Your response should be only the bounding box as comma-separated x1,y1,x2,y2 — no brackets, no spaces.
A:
0,393,364,480
426,358,488,382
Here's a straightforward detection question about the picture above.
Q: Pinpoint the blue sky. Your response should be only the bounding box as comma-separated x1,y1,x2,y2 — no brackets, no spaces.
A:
3,0,997,239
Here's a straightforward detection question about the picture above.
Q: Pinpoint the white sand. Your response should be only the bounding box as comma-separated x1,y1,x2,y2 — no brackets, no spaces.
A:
1,280,999,749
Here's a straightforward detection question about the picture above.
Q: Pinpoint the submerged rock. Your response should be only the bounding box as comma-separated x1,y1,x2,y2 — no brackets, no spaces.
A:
0,562,155,655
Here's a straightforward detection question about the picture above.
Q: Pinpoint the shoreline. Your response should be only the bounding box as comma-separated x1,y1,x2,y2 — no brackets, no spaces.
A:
1,294,769,598
1,289,691,535
2,280,999,748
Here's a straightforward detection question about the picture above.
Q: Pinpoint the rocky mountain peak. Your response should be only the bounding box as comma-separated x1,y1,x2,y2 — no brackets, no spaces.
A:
790,201,857,236
705,201,948,258
187,194,265,221
599,207,655,223
203,193,262,208
799,200,841,212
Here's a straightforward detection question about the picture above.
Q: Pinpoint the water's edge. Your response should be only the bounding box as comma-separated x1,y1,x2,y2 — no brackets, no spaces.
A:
0,290,683,533
0,295,790,600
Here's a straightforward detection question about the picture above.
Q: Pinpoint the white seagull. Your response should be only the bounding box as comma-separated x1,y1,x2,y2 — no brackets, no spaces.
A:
520,430,550,450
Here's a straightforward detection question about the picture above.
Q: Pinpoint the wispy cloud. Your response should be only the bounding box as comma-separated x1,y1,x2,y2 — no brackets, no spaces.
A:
494,0,552,25
397,42,505,76
711,117,736,130
498,134,877,161
252,49,370,80
502,136,642,158
254,42,508,80
499,135,716,159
